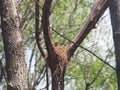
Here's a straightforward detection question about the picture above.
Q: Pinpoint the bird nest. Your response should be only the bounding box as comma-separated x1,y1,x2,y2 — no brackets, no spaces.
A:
54,45,68,63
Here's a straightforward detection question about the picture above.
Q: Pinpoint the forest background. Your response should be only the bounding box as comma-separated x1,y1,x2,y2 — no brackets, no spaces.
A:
0,0,117,90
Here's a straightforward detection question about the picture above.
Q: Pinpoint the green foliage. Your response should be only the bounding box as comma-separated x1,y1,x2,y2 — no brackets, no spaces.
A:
51,0,91,45
0,0,117,90
66,54,117,90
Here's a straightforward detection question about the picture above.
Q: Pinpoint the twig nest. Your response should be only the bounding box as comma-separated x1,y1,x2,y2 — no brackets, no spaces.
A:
54,45,68,63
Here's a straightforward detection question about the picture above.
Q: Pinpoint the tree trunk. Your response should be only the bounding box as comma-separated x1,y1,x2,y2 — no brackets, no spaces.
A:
41,0,68,89
109,0,120,89
50,60,66,90
47,46,68,90
48,57,66,90
0,0,28,90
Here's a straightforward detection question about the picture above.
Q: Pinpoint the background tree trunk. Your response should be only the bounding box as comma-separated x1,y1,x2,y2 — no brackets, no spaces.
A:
109,0,120,89
0,0,28,90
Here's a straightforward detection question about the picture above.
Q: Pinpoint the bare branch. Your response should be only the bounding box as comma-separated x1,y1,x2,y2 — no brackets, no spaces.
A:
68,0,109,57
20,1,34,29
28,43,36,82
35,0,46,58
68,0,82,28
46,64,49,90
42,0,54,56
0,55,8,85
32,65,46,89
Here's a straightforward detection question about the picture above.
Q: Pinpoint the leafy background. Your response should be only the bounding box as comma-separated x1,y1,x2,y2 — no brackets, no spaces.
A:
0,0,117,90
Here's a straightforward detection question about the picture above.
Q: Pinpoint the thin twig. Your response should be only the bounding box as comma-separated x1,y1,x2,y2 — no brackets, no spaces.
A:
0,55,8,85
46,64,49,90
51,27,115,70
32,65,45,88
28,43,36,81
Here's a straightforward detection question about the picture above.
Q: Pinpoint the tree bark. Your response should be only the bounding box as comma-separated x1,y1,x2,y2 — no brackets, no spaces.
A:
50,60,66,90
42,1,68,89
47,46,67,90
42,0,54,56
68,0,109,58
0,0,28,90
109,0,120,89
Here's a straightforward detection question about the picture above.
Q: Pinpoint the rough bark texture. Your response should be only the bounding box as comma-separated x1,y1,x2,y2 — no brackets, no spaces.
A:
109,0,120,89
42,0,54,56
42,0,68,90
68,0,109,58
0,0,28,90
47,46,68,90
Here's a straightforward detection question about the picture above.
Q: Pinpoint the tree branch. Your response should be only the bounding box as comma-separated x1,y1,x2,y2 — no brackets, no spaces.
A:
68,0,109,57
51,27,115,70
28,43,36,82
42,0,54,56
35,0,46,58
